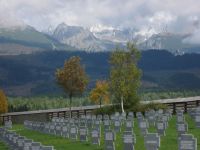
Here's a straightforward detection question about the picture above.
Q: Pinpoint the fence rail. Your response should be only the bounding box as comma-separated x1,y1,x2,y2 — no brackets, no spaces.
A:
1,96,200,124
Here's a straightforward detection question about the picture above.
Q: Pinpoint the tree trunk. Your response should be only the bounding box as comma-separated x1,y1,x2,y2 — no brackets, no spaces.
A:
69,93,72,119
100,97,102,109
121,96,124,113
100,97,102,115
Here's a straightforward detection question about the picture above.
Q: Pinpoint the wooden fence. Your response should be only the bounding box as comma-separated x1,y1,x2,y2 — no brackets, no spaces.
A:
1,96,200,124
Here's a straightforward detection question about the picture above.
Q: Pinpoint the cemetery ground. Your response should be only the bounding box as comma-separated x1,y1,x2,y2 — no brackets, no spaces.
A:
1,115,200,150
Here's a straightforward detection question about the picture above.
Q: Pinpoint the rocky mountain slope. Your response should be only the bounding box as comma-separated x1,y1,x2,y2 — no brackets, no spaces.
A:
0,23,200,55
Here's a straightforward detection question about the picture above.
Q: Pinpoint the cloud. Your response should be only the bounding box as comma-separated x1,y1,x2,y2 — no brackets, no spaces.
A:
183,30,200,44
0,0,200,44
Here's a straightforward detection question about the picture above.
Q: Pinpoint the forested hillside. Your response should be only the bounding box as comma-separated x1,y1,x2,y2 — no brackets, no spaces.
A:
0,50,200,96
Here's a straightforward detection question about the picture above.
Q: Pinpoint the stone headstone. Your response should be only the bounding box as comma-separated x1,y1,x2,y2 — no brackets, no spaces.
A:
139,119,149,136
114,120,121,132
69,126,77,140
61,126,68,138
104,120,111,131
178,134,197,150
4,121,12,129
79,128,88,142
125,120,133,132
91,129,100,146
144,133,160,150
177,115,185,123
23,139,33,150
195,111,200,128
156,121,166,136
31,142,41,150
123,134,135,150
55,125,62,136
49,124,55,135
105,131,115,150
17,136,25,148
177,123,188,136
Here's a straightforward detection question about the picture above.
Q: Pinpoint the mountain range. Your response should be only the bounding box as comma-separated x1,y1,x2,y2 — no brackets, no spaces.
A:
0,23,200,96
1,23,200,55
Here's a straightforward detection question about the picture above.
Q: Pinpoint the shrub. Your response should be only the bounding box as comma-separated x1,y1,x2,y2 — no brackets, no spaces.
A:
129,102,167,113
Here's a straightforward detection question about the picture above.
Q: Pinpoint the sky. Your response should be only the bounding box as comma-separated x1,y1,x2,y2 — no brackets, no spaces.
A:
0,0,200,42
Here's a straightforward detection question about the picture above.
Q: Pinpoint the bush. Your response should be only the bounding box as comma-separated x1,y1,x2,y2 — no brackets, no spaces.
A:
129,102,167,113
93,102,167,115
93,105,121,115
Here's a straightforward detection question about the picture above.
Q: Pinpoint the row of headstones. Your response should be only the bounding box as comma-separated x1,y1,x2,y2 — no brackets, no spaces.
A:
51,112,134,129
176,110,188,136
138,109,197,150
137,109,173,137
24,108,198,150
176,109,198,150
135,110,172,150
23,109,168,150
50,113,135,134
50,109,172,150
24,120,136,150
0,127,54,150
49,109,172,134
188,107,200,128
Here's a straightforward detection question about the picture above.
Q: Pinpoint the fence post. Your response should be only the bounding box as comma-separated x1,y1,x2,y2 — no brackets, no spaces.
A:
173,103,176,114
196,100,200,107
84,110,86,116
77,110,79,118
184,102,187,113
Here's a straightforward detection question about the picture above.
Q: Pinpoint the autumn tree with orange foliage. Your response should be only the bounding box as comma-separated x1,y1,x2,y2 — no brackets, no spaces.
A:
55,56,89,118
0,89,8,114
90,80,110,109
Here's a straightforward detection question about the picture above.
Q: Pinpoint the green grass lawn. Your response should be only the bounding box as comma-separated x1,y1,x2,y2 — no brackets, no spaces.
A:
0,141,9,150
0,115,199,150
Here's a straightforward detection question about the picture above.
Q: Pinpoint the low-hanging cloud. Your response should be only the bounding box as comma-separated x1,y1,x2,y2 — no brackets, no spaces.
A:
0,0,200,44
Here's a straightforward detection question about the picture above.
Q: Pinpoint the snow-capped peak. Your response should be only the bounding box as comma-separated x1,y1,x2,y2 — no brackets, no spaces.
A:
90,24,115,33
135,27,158,40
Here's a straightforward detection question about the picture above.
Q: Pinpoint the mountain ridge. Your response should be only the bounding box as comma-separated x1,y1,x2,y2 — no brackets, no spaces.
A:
0,23,200,55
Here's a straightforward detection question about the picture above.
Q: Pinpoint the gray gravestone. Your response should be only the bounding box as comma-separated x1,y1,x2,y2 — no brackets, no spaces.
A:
144,133,160,150
156,121,166,136
55,125,62,136
114,120,121,132
69,126,77,140
61,126,68,138
31,142,41,150
123,134,135,150
4,121,12,129
125,120,133,132
139,119,149,136
195,112,200,128
178,134,197,150
177,123,188,136
79,128,88,142
105,131,115,150
104,120,111,131
91,129,100,146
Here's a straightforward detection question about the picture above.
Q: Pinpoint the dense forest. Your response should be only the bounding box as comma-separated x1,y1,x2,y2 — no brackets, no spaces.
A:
0,50,200,96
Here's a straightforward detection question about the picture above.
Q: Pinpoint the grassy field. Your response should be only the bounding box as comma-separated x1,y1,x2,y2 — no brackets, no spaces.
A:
0,115,200,150
0,141,9,150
